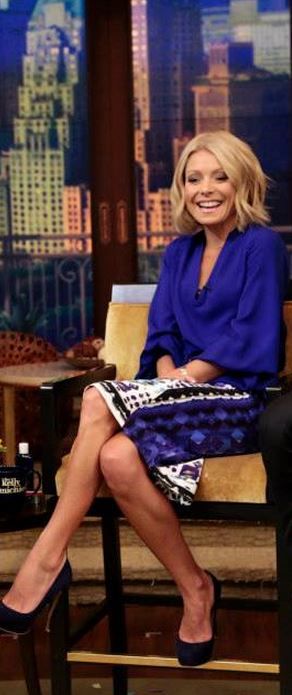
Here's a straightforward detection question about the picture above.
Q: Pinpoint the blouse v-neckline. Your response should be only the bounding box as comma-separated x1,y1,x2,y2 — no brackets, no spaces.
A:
194,229,238,300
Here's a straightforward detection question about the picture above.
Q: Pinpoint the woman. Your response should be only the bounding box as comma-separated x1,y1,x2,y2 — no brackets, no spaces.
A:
0,130,288,667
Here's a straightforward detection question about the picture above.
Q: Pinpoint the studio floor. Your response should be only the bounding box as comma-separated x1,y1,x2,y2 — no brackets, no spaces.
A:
0,598,280,695
0,678,281,695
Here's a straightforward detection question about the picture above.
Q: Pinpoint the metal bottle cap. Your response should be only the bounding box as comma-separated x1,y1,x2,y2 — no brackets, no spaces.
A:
18,442,29,455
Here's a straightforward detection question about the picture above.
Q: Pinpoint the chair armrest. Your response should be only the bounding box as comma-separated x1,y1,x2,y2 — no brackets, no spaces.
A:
40,363,116,494
265,373,292,403
265,385,283,402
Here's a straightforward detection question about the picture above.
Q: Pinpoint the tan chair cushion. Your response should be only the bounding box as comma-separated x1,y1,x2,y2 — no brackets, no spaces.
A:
56,451,266,503
196,452,266,503
103,303,149,379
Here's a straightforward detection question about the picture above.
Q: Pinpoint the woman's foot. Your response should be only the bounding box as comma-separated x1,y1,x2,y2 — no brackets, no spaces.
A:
2,551,67,615
0,559,72,635
178,570,215,643
176,571,221,666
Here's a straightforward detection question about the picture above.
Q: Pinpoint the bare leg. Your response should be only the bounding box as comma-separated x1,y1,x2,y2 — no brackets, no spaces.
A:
3,388,119,614
100,433,214,644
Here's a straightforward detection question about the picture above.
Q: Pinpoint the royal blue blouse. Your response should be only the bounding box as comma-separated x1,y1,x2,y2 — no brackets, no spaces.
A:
136,225,289,390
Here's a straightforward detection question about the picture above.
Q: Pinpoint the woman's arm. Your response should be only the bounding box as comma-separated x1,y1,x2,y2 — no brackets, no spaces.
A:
197,230,289,378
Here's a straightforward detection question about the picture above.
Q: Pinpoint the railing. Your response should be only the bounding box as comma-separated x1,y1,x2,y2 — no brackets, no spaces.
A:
0,229,291,349
0,235,93,350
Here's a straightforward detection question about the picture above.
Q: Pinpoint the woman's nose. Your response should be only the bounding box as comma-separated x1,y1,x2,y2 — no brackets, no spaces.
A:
200,180,214,195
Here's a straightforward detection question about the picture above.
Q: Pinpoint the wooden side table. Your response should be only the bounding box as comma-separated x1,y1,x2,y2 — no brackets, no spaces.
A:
0,360,104,465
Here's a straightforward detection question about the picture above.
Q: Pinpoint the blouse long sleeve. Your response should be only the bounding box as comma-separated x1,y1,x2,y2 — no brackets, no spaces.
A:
136,227,288,389
199,230,288,380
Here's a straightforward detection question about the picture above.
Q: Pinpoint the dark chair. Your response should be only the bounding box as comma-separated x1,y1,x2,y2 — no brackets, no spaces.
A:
38,289,292,695
0,502,55,695
0,332,58,694
0,361,113,695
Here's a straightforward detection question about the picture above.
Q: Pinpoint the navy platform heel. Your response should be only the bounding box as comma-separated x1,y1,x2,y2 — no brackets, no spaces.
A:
0,558,72,635
176,572,221,667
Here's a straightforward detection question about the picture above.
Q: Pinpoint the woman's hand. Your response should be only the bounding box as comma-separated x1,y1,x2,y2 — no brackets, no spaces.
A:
156,355,224,383
163,366,197,383
156,356,197,382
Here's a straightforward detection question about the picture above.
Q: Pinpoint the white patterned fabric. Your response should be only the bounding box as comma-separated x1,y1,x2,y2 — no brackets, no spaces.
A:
86,379,264,505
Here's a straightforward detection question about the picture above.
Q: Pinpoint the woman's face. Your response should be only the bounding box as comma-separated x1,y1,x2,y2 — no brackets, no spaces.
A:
184,149,237,235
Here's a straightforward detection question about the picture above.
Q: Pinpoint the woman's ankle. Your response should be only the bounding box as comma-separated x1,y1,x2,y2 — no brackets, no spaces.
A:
25,538,66,574
179,568,209,604
2,553,67,612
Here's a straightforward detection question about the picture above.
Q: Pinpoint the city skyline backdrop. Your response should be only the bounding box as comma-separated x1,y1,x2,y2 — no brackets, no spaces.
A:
0,0,90,255
0,0,291,346
132,0,291,261
0,0,92,347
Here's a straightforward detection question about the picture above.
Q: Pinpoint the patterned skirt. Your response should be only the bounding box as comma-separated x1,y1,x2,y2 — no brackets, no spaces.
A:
89,378,265,506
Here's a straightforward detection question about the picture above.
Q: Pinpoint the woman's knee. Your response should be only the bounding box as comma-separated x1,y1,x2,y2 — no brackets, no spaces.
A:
100,436,141,494
79,387,109,426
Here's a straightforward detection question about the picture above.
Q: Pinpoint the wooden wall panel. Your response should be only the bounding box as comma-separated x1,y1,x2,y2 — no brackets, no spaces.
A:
86,0,137,335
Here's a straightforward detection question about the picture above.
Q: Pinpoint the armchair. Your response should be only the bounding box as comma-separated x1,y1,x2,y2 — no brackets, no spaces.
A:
40,287,292,695
0,331,59,695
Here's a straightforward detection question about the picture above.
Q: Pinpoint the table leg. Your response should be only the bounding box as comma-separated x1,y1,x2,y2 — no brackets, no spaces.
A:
3,385,16,465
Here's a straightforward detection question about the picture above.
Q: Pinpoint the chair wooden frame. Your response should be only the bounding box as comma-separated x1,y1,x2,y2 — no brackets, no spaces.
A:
37,290,292,695
0,504,55,694
40,376,292,695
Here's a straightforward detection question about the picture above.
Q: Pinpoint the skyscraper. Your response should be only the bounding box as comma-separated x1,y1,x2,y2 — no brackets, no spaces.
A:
258,0,289,10
201,0,230,50
147,0,204,190
132,0,150,233
0,0,36,149
192,44,230,134
7,0,89,254
231,0,290,73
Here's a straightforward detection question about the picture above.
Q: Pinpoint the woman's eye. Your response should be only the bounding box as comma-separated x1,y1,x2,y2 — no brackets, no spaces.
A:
186,177,199,184
215,174,228,181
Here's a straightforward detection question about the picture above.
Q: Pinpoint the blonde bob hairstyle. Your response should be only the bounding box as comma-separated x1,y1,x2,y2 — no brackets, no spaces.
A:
170,130,270,233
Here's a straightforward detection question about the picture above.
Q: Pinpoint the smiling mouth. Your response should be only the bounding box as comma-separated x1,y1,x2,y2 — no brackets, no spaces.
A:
197,201,222,210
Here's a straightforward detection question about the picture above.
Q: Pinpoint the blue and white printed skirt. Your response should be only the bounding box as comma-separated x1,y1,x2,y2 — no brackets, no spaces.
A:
89,379,265,506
